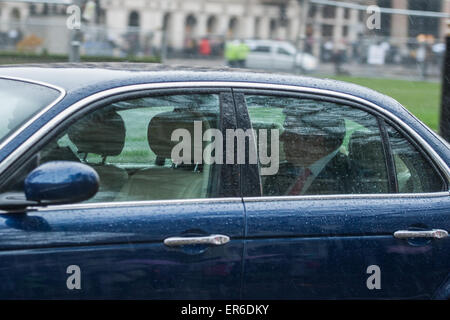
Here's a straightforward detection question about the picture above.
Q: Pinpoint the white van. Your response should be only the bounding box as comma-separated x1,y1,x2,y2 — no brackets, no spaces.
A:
244,40,318,73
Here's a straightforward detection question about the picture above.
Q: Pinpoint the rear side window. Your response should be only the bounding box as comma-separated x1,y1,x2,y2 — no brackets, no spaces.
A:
386,123,445,193
245,94,390,196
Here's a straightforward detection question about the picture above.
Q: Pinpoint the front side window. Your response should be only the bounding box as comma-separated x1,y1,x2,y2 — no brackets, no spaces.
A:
0,79,61,144
246,95,390,196
2,94,222,203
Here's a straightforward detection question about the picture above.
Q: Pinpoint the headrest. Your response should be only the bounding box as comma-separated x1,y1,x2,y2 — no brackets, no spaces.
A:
148,110,212,161
348,130,384,165
68,109,126,157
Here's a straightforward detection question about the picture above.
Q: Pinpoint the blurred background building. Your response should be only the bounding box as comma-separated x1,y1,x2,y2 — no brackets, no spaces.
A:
0,0,448,78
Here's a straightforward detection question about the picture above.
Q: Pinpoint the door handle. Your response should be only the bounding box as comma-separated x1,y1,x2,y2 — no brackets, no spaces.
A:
163,234,230,247
393,229,448,239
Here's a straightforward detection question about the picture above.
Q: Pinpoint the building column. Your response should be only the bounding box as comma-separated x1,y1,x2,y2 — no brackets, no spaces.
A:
0,7,10,32
333,7,344,46
348,9,359,43
196,13,208,38
141,10,163,50
217,15,229,39
241,15,255,39
171,11,186,50
391,0,408,49
259,16,270,39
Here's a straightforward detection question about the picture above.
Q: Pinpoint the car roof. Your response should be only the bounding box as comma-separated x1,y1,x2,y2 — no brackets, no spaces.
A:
0,63,396,105
0,62,428,132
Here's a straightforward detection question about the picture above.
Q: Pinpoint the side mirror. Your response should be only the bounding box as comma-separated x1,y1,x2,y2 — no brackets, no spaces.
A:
25,161,99,205
0,161,99,211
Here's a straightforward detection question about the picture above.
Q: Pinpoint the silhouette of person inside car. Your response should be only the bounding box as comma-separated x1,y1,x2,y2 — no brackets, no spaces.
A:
263,101,357,196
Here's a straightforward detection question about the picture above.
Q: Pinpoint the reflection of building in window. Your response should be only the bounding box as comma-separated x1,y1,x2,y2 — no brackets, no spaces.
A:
408,0,442,38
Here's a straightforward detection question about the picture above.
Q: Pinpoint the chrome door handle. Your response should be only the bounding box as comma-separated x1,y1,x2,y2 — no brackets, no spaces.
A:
393,229,448,239
163,234,230,247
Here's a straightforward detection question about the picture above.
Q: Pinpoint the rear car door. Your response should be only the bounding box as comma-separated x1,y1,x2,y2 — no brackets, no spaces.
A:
0,86,244,299
234,89,450,299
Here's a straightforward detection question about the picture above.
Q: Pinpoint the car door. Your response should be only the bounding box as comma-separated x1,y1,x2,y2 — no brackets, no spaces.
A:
246,45,274,70
272,46,296,71
233,89,450,299
0,87,245,299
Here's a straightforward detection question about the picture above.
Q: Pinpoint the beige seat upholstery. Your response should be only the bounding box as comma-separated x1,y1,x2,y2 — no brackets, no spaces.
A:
115,109,214,201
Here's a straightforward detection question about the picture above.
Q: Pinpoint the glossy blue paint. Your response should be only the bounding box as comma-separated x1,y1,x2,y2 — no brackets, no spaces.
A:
24,161,99,204
0,200,245,299
242,196,450,299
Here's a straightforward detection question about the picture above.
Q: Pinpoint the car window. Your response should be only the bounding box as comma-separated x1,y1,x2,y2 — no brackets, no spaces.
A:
251,46,271,53
0,79,61,144
277,47,292,56
385,123,445,193
3,94,222,203
245,94,390,196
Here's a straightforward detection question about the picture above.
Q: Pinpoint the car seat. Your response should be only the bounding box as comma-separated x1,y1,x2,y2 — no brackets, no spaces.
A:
348,129,389,193
67,109,128,202
115,109,214,201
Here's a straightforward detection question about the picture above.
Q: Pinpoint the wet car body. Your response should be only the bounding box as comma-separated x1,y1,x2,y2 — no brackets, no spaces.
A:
0,63,448,299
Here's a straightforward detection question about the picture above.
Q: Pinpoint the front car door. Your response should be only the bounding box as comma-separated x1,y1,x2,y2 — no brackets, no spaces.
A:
234,88,450,299
0,84,244,299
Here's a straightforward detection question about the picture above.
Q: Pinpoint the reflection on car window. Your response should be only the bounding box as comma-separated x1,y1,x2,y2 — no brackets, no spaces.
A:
386,123,445,193
246,95,390,196
0,79,60,144
4,94,221,203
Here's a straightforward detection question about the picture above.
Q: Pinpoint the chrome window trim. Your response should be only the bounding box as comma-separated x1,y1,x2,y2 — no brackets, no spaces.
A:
21,192,449,214
0,76,66,152
0,80,448,197
243,191,450,203
25,197,244,213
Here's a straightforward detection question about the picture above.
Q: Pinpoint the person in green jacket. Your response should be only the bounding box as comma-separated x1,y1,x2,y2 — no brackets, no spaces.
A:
225,40,239,67
236,40,250,68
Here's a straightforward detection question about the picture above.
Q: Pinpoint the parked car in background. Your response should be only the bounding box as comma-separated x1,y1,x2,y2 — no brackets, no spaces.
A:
244,39,318,73
0,64,448,299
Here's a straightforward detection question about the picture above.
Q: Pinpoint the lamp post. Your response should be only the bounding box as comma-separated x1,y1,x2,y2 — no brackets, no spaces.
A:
68,0,83,62
297,0,310,52
440,19,450,142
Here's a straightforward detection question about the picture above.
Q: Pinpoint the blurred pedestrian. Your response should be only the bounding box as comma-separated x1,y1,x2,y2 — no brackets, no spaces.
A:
225,40,239,67
236,40,250,68
199,37,211,56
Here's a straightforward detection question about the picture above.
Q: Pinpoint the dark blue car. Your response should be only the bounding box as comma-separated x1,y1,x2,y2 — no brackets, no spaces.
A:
0,64,448,299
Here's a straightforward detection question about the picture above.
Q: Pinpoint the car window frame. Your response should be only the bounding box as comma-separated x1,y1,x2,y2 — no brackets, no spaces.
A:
0,81,448,207
232,88,448,197
0,86,241,207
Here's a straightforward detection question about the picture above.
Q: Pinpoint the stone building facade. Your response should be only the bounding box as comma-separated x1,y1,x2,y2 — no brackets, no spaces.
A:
0,0,448,55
